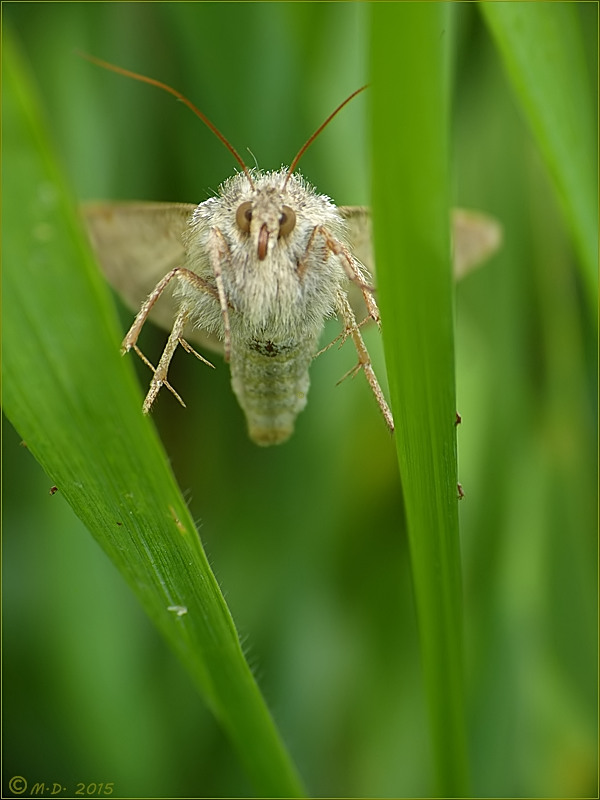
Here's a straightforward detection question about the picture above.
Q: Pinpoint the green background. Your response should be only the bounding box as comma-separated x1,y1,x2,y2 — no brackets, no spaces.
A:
3,3,597,797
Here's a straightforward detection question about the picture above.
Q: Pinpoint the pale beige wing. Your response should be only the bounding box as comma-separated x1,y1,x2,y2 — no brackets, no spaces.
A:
339,205,375,273
83,201,222,353
339,205,502,280
450,208,503,280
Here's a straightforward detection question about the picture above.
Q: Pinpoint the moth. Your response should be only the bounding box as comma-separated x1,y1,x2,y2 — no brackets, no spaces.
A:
83,57,501,446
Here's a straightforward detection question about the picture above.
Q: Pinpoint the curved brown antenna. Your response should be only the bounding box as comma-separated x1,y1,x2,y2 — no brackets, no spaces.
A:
284,85,368,188
79,52,255,188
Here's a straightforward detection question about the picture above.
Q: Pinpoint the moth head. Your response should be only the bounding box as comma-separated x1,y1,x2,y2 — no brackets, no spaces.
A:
235,197,297,261
80,53,365,259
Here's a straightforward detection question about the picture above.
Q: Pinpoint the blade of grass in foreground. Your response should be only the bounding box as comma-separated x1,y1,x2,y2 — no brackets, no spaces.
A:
481,2,598,315
370,5,469,796
2,31,304,799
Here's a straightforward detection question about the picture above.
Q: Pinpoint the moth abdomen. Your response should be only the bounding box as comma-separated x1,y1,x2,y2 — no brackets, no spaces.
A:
230,335,319,446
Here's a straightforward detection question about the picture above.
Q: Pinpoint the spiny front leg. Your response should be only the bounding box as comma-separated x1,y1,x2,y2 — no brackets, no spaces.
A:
336,291,394,433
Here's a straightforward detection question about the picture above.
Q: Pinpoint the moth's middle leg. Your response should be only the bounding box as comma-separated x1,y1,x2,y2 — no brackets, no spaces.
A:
298,227,393,432
336,292,395,433
142,307,189,413
122,267,218,412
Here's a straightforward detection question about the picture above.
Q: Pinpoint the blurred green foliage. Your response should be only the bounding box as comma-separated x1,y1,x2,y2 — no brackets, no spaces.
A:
3,3,597,798
371,5,468,794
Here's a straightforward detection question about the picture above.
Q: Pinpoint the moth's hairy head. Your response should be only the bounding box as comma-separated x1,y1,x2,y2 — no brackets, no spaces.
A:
79,52,367,193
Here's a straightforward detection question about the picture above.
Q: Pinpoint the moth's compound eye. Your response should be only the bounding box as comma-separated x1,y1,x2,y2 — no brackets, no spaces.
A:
279,205,296,237
236,201,253,233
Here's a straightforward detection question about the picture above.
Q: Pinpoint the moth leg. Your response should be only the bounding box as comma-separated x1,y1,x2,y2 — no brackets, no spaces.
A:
336,291,394,433
122,266,218,353
142,308,190,413
179,338,215,368
313,315,371,359
121,267,217,410
314,330,345,358
208,228,233,362
132,333,214,412
335,360,363,385
132,344,186,407
319,226,381,326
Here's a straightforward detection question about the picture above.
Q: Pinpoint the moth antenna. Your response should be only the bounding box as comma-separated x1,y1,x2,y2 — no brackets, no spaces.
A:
284,85,368,188
79,52,255,188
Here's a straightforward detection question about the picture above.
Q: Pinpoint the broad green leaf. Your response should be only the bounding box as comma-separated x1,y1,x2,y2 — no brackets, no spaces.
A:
2,30,304,799
370,4,469,796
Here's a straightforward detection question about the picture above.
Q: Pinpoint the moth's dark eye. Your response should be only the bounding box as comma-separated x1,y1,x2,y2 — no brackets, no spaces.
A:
279,205,296,237
236,201,253,233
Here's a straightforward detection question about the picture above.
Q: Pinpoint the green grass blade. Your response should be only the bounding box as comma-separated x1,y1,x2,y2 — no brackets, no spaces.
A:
370,5,469,796
481,2,598,314
2,30,304,799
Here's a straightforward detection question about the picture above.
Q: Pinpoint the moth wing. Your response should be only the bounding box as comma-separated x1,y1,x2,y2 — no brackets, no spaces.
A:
83,201,222,353
450,208,503,280
339,205,375,274
339,205,502,280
